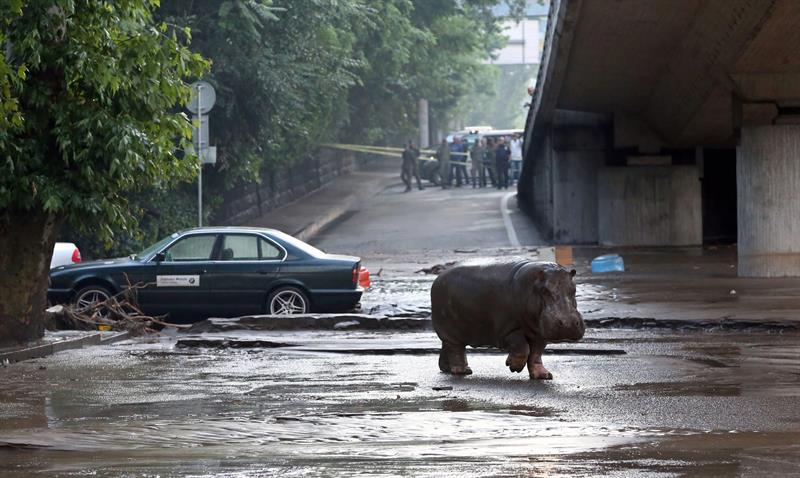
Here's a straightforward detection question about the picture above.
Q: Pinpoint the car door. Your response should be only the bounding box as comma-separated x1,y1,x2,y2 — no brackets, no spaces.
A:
204,233,284,316
140,233,219,318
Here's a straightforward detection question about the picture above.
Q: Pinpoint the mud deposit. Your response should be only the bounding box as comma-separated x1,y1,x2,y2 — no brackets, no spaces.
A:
0,329,799,476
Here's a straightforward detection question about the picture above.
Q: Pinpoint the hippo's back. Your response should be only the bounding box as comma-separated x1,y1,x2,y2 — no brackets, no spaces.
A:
431,261,527,347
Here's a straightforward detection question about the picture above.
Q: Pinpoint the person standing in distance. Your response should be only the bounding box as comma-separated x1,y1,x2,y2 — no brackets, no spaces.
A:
495,137,511,190
509,134,523,184
483,137,497,188
436,138,451,189
470,139,485,188
401,141,424,192
450,137,469,187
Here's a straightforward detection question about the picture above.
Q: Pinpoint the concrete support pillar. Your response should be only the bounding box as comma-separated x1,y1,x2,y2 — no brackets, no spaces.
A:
418,99,429,148
598,166,702,246
737,125,800,277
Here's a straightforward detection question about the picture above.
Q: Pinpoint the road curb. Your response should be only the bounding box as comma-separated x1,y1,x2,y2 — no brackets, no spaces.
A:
584,317,800,332
0,331,130,364
294,200,354,242
294,177,400,242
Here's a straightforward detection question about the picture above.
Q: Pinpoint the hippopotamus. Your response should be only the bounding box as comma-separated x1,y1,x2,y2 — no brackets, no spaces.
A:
431,261,584,379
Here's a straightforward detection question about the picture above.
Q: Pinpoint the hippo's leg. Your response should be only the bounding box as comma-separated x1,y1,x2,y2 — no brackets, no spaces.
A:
441,341,472,375
527,340,552,380
438,344,450,373
503,330,530,373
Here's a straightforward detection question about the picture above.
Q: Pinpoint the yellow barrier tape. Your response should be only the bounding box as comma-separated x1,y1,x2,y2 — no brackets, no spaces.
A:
322,143,469,157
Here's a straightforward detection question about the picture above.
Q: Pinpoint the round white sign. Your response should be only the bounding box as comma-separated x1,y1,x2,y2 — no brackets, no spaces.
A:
187,80,216,114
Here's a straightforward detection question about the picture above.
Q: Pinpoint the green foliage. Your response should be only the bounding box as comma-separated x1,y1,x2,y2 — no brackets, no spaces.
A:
157,0,526,179
63,184,200,259
0,0,208,244
158,0,365,189
0,2,25,134
347,0,526,144
38,0,529,257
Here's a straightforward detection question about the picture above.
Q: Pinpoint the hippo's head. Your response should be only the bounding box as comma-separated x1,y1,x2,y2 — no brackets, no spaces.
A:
527,265,585,342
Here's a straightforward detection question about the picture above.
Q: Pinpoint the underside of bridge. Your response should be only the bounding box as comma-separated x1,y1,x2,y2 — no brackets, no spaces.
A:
520,0,800,277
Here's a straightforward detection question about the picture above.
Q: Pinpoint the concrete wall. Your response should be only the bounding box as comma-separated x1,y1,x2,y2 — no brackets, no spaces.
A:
738,125,800,277
552,151,603,243
214,149,358,226
521,132,556,239
598,165,702,246
551,124,606,243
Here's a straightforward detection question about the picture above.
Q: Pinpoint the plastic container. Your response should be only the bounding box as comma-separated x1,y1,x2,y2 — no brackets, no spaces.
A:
591,254,625,273
358,266,371,289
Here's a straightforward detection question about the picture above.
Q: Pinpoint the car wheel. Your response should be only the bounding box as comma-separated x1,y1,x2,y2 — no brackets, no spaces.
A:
268,286,309,315
74,285,112,319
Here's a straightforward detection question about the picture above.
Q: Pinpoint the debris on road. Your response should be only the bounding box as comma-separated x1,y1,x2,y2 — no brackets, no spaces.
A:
591,254,625,273
45,275,187,336
333,320,361,330
555,245,573,266
358,266,371,288
416,261,457,275
432,386,453,391
184,315,433,334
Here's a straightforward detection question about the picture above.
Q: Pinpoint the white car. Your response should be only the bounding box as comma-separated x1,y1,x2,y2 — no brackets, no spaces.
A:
50,242,82,269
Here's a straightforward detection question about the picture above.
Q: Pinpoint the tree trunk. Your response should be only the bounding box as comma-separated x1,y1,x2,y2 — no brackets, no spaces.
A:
0,211,61,346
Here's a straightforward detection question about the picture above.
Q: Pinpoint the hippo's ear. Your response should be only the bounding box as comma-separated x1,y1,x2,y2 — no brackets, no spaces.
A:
569,269,577,279
534,269,547,287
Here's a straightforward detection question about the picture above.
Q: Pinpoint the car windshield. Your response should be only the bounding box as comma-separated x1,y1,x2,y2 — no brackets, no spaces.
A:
269,230,326,258
135,233,178,260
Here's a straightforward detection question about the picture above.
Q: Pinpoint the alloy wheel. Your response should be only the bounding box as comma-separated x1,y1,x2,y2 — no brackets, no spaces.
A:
75,288,111,318
269,289,308,315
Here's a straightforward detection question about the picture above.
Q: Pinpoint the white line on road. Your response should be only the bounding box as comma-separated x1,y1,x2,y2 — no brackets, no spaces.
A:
501,192,521,247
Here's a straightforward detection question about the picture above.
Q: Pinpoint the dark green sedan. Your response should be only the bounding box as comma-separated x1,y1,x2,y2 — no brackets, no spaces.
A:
48,227,363,321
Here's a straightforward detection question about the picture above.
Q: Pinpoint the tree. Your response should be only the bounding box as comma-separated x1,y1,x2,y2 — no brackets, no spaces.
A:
62,0,529,260
158,0,364,190
0,1,207,345
345,0,526,144
0,2,24,135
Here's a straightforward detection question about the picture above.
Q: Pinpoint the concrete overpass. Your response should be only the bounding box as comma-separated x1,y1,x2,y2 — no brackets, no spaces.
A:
519,0,800,277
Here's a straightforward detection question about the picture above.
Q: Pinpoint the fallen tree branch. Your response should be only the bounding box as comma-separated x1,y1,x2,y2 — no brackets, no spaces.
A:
46,275,189,336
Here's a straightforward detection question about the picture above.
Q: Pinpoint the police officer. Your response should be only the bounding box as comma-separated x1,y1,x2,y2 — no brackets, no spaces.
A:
436,139,451,189
495,137,511,189
401,141,424,192
483,137,497,187
450,137,469,187
470,139,485,188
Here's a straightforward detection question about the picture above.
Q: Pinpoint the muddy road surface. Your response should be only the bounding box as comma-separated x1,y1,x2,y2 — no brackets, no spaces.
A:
1,328,799,477
3,185,799,476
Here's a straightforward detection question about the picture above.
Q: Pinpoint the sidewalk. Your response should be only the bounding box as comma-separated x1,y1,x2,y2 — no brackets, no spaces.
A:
244,159,400,242
573,245,800,328
0,330,129,364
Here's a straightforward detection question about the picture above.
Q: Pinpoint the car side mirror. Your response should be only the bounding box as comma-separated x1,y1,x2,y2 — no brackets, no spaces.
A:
153,252,166,263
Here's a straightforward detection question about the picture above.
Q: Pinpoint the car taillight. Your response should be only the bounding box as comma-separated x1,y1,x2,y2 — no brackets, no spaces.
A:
352,264,359,285
71,248,82,263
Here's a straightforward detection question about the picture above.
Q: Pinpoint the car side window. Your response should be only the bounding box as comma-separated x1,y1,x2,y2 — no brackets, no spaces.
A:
260,238,284,260
219,235,260,261
164,235,216,262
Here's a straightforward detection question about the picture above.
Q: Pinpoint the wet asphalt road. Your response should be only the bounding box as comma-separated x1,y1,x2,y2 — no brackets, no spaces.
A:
1,329,799,476
2,182,800,476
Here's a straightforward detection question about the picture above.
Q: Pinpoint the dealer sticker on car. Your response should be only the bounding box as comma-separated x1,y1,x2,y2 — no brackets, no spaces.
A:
156,275,200,287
